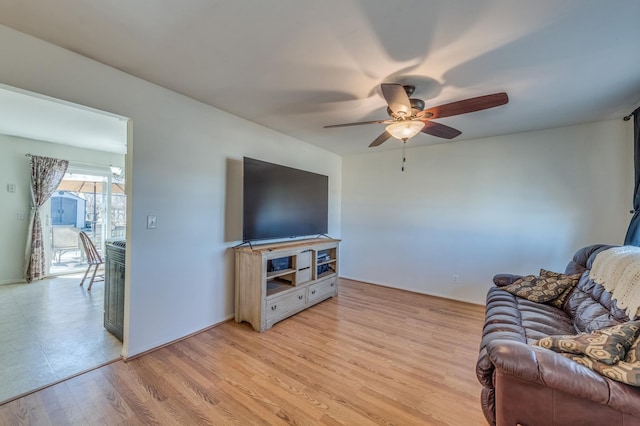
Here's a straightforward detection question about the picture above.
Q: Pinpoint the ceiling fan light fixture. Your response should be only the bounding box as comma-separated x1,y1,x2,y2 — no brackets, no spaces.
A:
385,120,424,141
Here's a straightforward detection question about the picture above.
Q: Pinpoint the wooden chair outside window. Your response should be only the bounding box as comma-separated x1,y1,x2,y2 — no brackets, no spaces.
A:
78,231,104,290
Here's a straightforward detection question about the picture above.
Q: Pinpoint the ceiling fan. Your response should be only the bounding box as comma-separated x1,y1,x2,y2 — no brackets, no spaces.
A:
324,84,509,147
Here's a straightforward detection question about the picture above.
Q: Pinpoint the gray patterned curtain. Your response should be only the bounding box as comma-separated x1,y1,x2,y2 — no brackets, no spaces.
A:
24,155,69,282
624,107,640,246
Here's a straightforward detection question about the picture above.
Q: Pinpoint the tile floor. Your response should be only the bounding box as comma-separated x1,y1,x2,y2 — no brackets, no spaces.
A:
0,274,122,404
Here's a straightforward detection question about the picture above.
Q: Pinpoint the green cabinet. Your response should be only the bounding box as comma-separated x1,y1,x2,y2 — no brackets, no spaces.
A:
104,240,125,341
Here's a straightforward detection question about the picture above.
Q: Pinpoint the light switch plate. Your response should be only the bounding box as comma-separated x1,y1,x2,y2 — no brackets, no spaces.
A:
146,215,157,229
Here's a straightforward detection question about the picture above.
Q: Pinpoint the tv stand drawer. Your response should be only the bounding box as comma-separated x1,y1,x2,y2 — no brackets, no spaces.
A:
297,251,312,269
308,277,337,304
266,287,306,322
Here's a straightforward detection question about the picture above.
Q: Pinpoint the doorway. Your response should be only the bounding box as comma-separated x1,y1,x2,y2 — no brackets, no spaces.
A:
0,84,130,404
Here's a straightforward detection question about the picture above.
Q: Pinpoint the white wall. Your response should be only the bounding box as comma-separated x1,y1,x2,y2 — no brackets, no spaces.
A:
0,134,124,284
341,119,632,304
0,25,342,357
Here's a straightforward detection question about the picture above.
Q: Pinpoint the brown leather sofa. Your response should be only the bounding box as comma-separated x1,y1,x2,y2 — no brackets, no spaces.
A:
477,244,640,425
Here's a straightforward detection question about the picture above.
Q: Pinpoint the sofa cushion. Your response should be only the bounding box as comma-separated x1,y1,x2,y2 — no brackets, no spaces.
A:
564,246,630,332
482,288,576,344
539,268,582,309
502,273,577,303
565,271,630,332
534,321,640,365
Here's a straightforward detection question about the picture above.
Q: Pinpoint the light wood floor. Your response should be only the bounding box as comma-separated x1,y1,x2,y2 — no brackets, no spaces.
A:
0,279,487,425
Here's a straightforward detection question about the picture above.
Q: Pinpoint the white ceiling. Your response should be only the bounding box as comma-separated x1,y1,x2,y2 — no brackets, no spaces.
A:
0,0,639,156
0,84,128,154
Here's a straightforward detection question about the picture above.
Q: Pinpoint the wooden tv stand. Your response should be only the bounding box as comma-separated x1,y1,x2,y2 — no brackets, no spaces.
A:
234,238,340,332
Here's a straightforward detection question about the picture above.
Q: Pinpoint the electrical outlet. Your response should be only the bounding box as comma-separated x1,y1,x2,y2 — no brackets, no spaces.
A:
7,183,16,193
16,211,25,221
453,274,459,283
146,215,157,229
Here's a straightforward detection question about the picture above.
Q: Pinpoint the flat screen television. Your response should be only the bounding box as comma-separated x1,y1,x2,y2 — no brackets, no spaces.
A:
242,157,328,241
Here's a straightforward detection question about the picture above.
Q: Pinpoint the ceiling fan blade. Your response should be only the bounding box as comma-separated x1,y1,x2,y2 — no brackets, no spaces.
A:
324,119,391,128
417,92,509,119
369,131,392,147
381,83,411,118
420,120,462,139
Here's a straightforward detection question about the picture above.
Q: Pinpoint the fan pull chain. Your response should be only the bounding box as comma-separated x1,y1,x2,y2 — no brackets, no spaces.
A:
401,141,407,172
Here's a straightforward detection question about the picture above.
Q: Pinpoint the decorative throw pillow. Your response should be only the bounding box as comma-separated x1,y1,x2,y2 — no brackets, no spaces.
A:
533,321,640,365
539,269,582,309
560,353,640,387
502,273,578,303
626,334,640,363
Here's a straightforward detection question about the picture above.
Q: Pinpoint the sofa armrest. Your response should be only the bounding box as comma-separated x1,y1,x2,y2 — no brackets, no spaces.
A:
492,274,523,287
487,339,611,404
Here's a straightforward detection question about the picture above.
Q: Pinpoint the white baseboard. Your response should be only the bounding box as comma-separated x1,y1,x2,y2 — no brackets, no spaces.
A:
123,314,236,360
0,278,26,286
339,275,484,306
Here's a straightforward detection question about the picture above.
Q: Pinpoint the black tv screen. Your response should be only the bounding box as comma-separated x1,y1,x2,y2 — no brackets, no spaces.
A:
242,157,328,241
